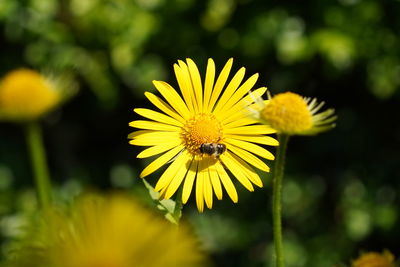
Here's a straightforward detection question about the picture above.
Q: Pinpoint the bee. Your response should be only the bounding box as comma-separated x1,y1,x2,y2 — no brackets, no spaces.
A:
199,143,226,158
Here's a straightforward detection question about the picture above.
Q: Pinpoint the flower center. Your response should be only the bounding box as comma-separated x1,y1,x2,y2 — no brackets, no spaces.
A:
181,113,223,155
261,92,312,134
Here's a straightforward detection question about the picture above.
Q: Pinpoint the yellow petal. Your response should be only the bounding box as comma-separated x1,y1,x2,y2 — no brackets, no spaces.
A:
218,87,267,122
174,63,195,113
223,117,259,129
230,144,271,172
224,124,276,135
207,58,233,112
129,130,180,143
177,60,199,113
152,80,190,119
134,108,183,127
225,138,275,160
203,58,215,113
144,92,186,124
225,134,279,146
201,158,213,209
219,73,259,114
215,162,238,203
213,67,245,114
196,169,204,212
137,140,181,158
227,152,263,188
163,152,192,199
220,153,254,192
154,151,189,191
140,145,184,178
129,120,180,132
209,162,222,200
226,144,270,172
182,159,198,204
187,58,203,112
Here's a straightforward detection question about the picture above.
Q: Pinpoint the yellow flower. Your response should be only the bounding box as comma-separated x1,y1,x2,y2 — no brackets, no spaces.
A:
352,250,396,267
8,194,206,267
0,69,61,121
253,91,336,135
129,58,278,212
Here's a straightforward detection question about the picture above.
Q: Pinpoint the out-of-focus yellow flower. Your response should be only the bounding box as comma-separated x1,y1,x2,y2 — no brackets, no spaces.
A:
252,91,336,135
0,69,61,121
352,250,396,267
8,194,206,267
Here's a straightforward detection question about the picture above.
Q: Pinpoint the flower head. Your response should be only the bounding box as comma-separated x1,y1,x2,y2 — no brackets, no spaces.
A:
8,194,206,267
352,250,396,267
129,58,278,212
253,91,336,135
0,69,63,121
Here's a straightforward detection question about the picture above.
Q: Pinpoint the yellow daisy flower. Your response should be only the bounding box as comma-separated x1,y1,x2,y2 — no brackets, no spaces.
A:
0,69,61,121
352,250,396,267
8,194,206,267
129,58,278,212
253,91,336,135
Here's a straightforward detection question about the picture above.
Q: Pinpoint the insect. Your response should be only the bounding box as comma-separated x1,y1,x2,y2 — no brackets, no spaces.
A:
199,143,226,158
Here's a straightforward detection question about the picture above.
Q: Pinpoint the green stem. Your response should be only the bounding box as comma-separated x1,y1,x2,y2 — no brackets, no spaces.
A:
25,121,52,208
272,134,289,267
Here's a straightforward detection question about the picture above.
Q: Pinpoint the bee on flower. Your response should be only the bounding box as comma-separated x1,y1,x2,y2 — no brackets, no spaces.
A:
129,58,278,212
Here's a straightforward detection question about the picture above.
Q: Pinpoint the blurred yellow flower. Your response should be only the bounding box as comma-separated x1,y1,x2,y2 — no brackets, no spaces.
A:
252,91,336,135
129,58,278,212
0,69,61,121
8,194,206,267
352,250,396,267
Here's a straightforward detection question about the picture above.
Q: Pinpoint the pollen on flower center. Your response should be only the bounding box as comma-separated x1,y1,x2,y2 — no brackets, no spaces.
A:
181,113,223,155
261,92,312,134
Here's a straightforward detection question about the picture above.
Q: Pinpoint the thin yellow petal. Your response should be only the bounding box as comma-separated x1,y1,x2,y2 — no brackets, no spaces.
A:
137,140,181,158
225,138,275,160
215,162,238,203
209,162,222,200
227,152,263,187
144,92,186,124
207,58,233,112
224,124,276,135
177,60,198,113
164,152,192,199
140,145,184,178
129,120,180,132
202,158,213,209
187,58,203,112
182,159,198,204
213,67,245,114
134,108,183,127
152,80,190,119
129,130,180,142
203,58,215,113
219,73,259,114
220,153,254,192
226,144,270,172
196,168,204,212
225,134,279,146
218,87,267,122
223,117,259,129
154,151,189,191
174,63,195,113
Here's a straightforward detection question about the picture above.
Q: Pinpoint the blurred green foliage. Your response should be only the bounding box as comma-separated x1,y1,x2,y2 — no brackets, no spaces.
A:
1,0,400,266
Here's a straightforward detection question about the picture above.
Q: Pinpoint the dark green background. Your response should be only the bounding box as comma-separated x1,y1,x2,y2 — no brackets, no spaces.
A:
0,0,399,266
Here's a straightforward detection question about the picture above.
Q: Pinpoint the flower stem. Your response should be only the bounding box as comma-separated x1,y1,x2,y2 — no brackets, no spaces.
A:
272,133,289,267
25,121,52,208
